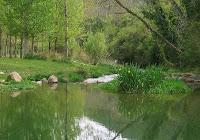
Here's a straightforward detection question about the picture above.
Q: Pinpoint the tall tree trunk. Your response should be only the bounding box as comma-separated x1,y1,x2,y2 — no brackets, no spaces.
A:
23,10,29,56
48,40,51,54
9,35,12,58
31,36,34,54
23,32,29,56
54,37,57,53
5,34,8,57
20,36,23,58
42,42,44,52
14,36,17,58
0,28,2,57
64,0,69,57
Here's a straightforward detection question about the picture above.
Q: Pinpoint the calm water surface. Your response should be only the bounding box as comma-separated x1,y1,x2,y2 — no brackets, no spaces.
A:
0,84,200,140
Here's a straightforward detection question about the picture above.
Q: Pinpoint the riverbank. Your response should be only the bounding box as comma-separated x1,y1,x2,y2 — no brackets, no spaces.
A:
0,58,198,94
0,58,117,92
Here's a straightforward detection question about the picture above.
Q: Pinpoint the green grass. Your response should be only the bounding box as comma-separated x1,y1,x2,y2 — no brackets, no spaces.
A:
0,58,117,92
0,58,116,80
0,80,37,93
148,80,192,94
98,80,118,92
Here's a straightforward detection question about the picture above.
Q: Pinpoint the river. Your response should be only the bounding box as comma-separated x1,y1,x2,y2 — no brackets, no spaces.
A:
0,84,199,140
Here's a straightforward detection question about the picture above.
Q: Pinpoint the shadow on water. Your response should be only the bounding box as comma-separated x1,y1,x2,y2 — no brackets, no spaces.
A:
0,84,199,140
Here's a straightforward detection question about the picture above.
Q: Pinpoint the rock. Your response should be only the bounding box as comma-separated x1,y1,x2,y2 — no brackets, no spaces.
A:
48,75,58,84
84,74,118,84
181,73,194,78
11,91,21,98
7,72,22,82
49,83,58,90
0,80,5,83
0,72,5,75
36,81,42,86
41,78,48,84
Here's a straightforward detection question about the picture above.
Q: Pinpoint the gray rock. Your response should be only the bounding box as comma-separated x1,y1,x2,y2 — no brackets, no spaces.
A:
11,91,21,98
36,81,42,86
41,78,48,84
48,75,58,84
0,80,5,83
7,72,22,82
84,74,118,84
0,72,5,75
49,83,58,90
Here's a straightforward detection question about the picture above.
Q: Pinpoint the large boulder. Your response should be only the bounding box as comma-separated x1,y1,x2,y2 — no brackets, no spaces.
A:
48,75,58,84
7,72,22,82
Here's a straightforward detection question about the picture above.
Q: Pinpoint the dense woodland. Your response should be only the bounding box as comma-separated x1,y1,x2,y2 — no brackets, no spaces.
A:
0,0,199,67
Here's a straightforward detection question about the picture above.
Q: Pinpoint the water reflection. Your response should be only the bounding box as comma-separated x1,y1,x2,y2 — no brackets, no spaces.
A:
117,92,200,140
0,85,199,140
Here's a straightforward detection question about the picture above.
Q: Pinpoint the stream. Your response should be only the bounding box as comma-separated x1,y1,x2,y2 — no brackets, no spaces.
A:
0,84,200,140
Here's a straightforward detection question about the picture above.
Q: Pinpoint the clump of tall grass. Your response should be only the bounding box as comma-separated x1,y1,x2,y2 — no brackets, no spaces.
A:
99,65,191,94
118,65,165,93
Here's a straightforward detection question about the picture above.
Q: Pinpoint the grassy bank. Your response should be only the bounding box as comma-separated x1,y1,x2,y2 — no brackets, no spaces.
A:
0,58,117,92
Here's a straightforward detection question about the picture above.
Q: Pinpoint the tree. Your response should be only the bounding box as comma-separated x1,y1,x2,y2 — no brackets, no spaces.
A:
84,32,106,64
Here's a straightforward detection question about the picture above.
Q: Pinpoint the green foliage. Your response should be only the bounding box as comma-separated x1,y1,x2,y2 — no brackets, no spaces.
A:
84,32,107,64
143,0,180,64
67,72,85,82
105,15,155,66
148,80,191,94
85,17,106,33
27,73,51,81
118,65,164,93
67,0,84,39
182,0,200,20
181,22,200,67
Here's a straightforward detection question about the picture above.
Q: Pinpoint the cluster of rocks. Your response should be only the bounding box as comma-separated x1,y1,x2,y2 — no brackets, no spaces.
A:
0,71,58,85
35,75,58,86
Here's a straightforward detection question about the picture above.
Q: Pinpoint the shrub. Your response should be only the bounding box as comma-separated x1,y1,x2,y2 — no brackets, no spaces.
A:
67,72,85,82
84,32,107,65
27,73,51,81
118,65,164,93
24,53,47,60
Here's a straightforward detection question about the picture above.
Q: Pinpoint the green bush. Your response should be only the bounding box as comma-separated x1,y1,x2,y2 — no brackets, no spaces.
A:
118,65,164,93
27,73,51,81
24,53,47,60
67,72,85,82
84,32,107,65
